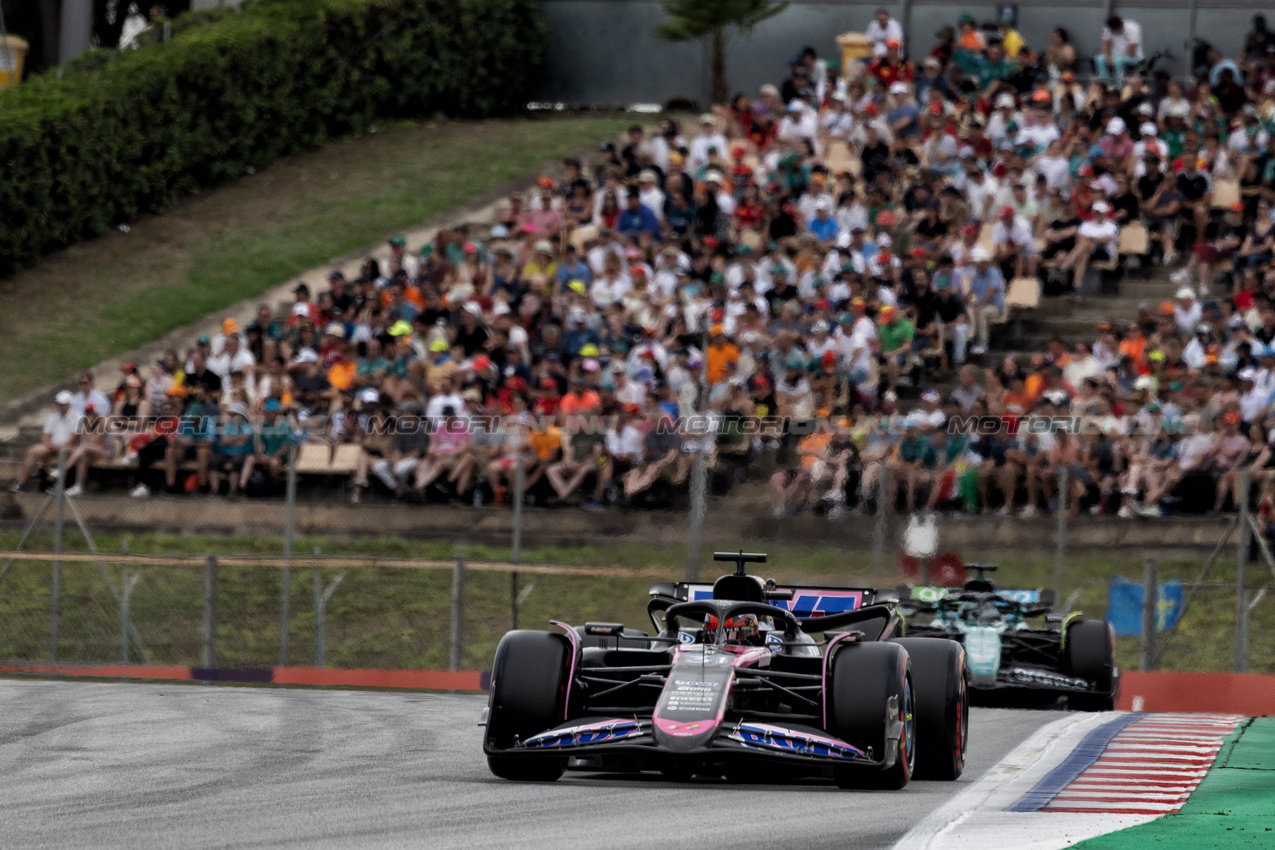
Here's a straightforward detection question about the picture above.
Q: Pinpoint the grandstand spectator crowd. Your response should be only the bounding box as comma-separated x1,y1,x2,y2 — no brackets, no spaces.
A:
12,10,1275,521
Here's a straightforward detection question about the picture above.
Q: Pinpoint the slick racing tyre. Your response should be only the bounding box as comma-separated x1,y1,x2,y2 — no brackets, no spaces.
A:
828,642,915,790
891,637,968,780
486,630,569,781
1064,620,1116,712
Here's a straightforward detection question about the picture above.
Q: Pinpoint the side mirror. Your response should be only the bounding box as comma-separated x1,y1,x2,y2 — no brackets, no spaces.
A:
649,581,678,599
1038,589,1056,608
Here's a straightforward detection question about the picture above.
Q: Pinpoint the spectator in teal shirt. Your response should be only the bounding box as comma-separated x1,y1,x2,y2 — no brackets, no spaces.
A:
355,339,390,388
889,422,937,512
210,401,254,497
249,398,294,490
164,384,216,494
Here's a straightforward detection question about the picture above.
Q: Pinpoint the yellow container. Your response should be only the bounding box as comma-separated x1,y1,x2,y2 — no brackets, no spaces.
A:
837,32,872,77
0,35,29,89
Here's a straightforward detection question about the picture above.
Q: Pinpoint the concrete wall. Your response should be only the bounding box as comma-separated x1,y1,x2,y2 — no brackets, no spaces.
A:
534,0,1269,105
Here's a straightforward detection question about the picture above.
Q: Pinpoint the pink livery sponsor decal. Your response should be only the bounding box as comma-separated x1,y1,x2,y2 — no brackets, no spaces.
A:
652,661,735,748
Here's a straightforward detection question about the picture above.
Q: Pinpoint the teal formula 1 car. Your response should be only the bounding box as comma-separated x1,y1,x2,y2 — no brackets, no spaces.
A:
901,565,1117,711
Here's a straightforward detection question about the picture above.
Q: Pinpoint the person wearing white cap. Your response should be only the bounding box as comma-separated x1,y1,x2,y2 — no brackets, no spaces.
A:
1100,116,1135,170
1172,286,1202,336
1132,122,1166,164
807,197,840,245
1238,368,1269,424
778,98,819,151
636,169,665,222
1059,200,1118,295
884,81,920,141
966,247,1004,354
12,390,82,493
986,92,1022,146
687,113,728,173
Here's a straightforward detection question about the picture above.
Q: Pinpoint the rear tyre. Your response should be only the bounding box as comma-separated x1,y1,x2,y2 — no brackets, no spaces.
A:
891,637,968,780
827,642,915,790
1064,620,1116,712
485,630,569,781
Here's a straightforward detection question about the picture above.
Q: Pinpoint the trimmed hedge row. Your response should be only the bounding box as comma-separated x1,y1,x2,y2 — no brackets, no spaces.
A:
0,0,547,276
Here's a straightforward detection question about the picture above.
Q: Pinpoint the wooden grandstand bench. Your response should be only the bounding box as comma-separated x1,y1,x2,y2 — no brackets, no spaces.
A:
295,441,360,478
569,224,599,253
1118,222,1149,256
738,229,763,252
1003,276,1040,342
1211,179,1240,211
824,140,860,176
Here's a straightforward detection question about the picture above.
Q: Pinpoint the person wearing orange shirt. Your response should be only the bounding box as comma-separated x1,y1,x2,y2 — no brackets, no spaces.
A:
1003,371,1034,416
1118,323,1147,367
1023,356,1049,401
327,342,357,392
705,326,740,384
559,379,601,415
956,13,986,51
525,413,563,494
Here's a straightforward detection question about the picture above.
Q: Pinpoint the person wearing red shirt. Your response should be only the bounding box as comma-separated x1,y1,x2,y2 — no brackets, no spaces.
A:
868,41,915,90
734,183,766,231
533,376,562,416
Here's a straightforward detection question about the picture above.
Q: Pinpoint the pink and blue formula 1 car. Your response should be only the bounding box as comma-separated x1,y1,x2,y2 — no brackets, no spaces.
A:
481,552,968,789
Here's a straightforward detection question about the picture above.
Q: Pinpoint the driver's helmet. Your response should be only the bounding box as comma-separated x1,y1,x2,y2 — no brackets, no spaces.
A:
722,613,760,644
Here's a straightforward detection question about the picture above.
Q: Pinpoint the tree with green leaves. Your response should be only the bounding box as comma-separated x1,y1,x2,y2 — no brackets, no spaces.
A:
655,0,789,106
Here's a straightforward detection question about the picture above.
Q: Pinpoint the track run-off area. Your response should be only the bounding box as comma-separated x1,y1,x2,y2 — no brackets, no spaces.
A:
0,680,1062,849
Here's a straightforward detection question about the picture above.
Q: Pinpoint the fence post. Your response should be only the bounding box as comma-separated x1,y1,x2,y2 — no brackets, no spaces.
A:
1053,466,1069,604
50,449,68,664
872,465,888,579
511,454,523,630
450,555,465,671
203,555,217,669
280,443,297,667
121,539,129,664
1235,470,1250,673
313,565,323,668
121,564,130,664
1140,557,1157,671
685,444,706,582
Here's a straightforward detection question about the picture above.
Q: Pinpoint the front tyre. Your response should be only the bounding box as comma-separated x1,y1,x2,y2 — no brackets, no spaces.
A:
485,630,569,781
891,637,968,780
827,642,915,790
1064,620,1116,712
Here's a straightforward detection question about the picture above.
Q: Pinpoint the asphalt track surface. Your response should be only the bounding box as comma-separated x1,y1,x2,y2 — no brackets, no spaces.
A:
0,680,1064,849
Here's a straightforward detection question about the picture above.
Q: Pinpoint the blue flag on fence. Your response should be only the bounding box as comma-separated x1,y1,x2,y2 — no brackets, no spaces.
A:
1106,577,1185,637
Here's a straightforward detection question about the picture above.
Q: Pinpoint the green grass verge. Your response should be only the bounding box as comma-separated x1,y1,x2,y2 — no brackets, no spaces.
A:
0,529,1269,674
0,114,633,404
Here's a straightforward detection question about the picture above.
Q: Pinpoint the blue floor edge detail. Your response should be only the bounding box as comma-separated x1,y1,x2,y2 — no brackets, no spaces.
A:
1006,713,1144,812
